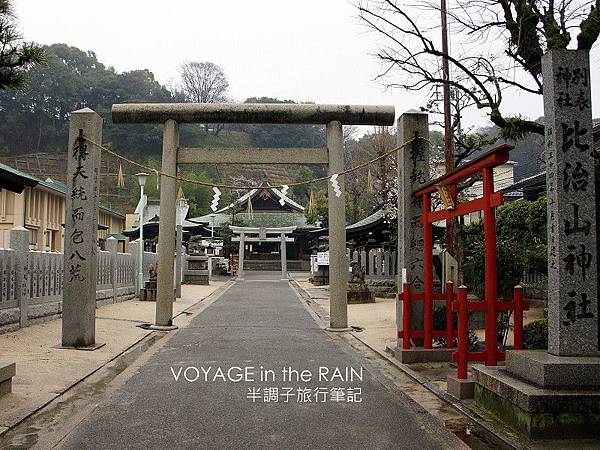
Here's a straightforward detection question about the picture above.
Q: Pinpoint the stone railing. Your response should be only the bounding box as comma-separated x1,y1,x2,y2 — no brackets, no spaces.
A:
349,249,397,279
0,228,159,333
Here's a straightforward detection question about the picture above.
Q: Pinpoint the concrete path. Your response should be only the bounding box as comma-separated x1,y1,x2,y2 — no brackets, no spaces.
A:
58,272,465,449
0,283,225,438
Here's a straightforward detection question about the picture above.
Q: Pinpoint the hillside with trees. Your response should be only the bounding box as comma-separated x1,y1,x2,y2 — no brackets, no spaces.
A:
0,44,331,215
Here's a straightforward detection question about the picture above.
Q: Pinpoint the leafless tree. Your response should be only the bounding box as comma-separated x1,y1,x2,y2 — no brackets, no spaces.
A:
357,0,599,140
179,61,229,134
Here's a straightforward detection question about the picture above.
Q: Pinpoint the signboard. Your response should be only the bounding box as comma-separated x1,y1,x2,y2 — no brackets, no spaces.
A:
317,251,329,266
310,255,318,274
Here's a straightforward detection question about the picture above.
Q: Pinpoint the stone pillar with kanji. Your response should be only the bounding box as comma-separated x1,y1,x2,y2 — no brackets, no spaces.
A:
62,108,103,349
396,111,429,346
471,50,600,439
543,49,598,357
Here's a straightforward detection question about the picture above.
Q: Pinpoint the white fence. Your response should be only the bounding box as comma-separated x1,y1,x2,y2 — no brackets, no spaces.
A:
0,229,159,333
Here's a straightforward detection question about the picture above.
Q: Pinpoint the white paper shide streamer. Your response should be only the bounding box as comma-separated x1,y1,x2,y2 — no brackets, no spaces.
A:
330,174,341,198
211,187,222,212
279,184,289,206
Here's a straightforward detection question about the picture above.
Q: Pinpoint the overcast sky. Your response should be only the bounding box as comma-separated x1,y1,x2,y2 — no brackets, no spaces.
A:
13,0,600,134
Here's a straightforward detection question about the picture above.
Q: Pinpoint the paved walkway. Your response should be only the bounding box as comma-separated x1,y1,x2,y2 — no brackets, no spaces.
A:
0,283,225,438
58,272,464,449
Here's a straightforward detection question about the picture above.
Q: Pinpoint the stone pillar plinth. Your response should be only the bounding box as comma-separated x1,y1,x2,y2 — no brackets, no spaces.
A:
280,232,288,280
472,49,600,440
154,119,178,330
11,227,29,328
397,111,429,345
237,232,245,279
543,49,598,357
175,225,183,298
106,236,118,303
326,120,349,331
62,108,104,349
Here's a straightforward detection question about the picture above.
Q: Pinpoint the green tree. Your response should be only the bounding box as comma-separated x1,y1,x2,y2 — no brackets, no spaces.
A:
0,43,172,156
291,166,316,205
305,189,328,227
0,0,44,90
462,196,548,299
228,97,326,148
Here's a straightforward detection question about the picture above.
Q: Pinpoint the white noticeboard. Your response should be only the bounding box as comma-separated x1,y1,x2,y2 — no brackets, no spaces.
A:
317,251,329,266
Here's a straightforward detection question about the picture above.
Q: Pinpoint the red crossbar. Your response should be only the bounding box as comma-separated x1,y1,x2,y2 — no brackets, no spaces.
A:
398,330,457,339
399,282,455,350
424,193,504,224
400,142,527,381
413,144,512,198
451,285,529,379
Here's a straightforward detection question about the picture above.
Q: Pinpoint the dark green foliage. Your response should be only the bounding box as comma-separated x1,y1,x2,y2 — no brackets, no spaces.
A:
0,0,44,90
523,319,548,350
220,218,249,251
0,43,172,156
577,0,600,49
226,97,325,149
433,305,457,348
432,305,479,351
291,166,317,205
463,197,548,299
304,189,328,227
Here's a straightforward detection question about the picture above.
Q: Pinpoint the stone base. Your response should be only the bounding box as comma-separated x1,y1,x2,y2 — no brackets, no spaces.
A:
140,288,157,301
183,270,209,285
388,346,453,364
473,364,600,439
447,375,475,399
148,324,178,331
0,361,16,398
0,378,11,396
506,350,600,389
325,327,353,332
346,289,375,304
53,342,106,351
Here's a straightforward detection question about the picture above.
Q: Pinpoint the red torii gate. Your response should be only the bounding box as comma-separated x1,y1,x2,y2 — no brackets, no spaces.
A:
399,144,528,378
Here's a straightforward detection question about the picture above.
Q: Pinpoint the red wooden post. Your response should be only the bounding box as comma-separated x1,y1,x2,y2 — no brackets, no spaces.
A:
423,193,433,349
513,285,524,350
482,167,498,366
445,281,454,348
402,283,412,349
457,285,468,379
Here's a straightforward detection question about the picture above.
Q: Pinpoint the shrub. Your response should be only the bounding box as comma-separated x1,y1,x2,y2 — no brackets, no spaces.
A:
523,319,548,350
462,197,548,299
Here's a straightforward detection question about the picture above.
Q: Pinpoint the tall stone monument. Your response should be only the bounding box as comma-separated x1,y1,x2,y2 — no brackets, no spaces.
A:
390,110,447,363
543,49,597,356
472,49,600,439
62,108,103,349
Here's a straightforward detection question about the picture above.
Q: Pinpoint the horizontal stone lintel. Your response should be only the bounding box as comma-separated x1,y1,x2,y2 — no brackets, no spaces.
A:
112,103,395,125
177,147,329,165
230,226,296,233
232,238,294,243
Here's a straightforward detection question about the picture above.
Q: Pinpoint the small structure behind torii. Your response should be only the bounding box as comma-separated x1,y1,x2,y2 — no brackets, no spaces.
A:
231,226,295,280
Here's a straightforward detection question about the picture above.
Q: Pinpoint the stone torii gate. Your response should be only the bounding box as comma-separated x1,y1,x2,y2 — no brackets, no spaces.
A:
230,226,295,280
110,103,394,332
61,103,394,345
